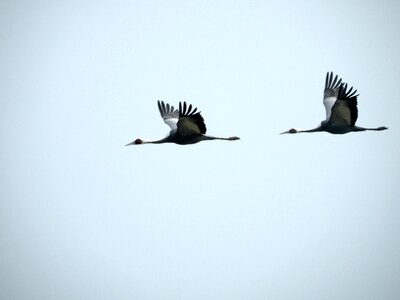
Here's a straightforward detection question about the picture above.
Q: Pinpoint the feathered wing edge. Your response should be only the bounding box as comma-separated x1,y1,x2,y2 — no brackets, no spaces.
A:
323,72,343,121
325,72,342,93
157,100,179,130
178,101,207,134
337,83,359,126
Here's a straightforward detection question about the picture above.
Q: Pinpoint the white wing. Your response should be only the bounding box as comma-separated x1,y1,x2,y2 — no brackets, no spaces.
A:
323,72,342,121
323,96,337,121
157,100,179,130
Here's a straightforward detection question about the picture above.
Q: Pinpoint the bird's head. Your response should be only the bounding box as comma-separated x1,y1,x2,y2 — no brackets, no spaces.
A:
125,138,144,146
280,128,298,134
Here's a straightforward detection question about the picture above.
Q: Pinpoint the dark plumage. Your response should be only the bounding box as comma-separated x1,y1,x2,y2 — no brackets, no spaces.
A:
281,72,388,134
126,101,240,146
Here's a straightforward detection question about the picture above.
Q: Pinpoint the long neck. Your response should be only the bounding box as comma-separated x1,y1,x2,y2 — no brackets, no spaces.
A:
146,135,175,144
297,126,323,133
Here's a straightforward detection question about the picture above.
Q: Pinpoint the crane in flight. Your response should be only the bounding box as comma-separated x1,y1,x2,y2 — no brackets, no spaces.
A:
281,72,388,134
126,101,240,146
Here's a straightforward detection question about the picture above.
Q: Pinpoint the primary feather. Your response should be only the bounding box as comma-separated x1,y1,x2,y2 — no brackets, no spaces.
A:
176,101,207,137
323,72,342,121
157,100,179,130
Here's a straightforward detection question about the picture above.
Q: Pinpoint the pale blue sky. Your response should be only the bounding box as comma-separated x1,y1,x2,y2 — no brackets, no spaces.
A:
1,1,400,299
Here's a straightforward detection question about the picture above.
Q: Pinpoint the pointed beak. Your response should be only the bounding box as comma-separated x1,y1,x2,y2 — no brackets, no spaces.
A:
125,141,135,146
280,130,289,135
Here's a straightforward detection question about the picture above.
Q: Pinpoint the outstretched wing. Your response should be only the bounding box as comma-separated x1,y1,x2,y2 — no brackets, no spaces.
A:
176,101,207,137
323,72,342,121
157,100,179,130
329,83,359,126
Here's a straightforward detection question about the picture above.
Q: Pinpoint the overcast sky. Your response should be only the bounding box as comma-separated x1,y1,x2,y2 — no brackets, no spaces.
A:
1,1,400,299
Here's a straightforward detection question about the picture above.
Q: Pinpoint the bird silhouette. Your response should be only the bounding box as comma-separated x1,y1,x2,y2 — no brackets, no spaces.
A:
126,101,240,145
281,72,388,134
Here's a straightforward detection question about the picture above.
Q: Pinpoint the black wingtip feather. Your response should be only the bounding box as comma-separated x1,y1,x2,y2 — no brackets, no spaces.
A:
158,100,179,118
177,101,207,134
325,72,329,88
338,83,359,101
325,72,342,90
179,101,200,117
332,74,338,87
157,100,164,116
